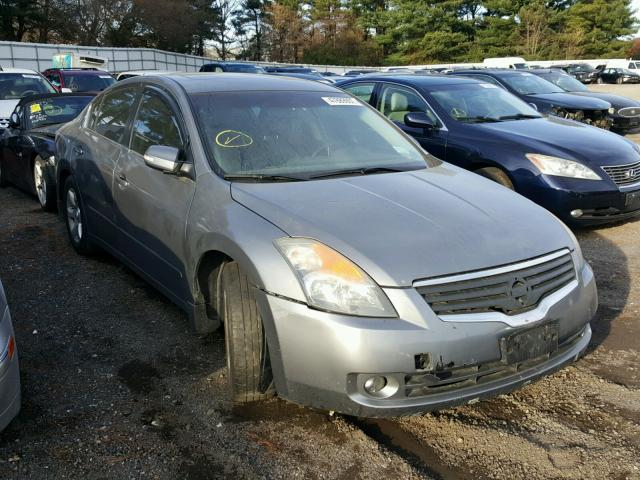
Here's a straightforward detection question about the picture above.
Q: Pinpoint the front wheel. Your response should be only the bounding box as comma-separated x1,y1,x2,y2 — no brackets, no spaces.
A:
597,77,603,84
33,157,56,211
220,261,274,403
617,77,623,85
62,176,95,255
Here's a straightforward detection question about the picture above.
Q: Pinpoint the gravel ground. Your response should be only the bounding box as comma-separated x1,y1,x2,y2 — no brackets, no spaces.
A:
0,151,639,478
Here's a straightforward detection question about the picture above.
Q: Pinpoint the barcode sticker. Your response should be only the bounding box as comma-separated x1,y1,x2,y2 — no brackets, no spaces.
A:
322,97,361,106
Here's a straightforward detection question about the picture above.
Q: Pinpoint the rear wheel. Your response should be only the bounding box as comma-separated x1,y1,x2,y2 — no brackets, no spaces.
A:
33,157,56,211
476,166,515,190
220,261,274,403
63,176,95,255
0,159,8,187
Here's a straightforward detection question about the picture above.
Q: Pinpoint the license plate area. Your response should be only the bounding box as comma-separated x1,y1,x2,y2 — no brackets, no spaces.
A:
625,190,640,209
501,322,559,364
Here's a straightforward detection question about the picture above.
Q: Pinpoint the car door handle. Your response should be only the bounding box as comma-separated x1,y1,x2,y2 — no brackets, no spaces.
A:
73,146,84,156
116,172,129,188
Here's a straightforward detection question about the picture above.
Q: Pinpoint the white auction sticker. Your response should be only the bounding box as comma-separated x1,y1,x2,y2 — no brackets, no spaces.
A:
22,74,39,79
322,97,362,106
478,84,498,88
99,75,112,79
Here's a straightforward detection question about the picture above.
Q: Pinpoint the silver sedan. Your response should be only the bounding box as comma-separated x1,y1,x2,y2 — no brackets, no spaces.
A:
55,74,597,417
0,279,20,430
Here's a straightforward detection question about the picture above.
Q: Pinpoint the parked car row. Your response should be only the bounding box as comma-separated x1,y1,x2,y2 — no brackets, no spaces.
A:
0,67,636,421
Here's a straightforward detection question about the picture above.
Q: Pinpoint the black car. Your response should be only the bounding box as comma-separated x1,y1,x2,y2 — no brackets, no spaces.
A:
451,69,612,130
597,68,640,85
199,62,265,74
556,64,600,84
530,69,640,134
0,93,94,210
336,74,640,225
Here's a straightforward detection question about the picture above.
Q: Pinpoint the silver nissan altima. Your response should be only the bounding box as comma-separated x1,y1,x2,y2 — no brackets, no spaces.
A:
55,74,597,417
0,278,20,430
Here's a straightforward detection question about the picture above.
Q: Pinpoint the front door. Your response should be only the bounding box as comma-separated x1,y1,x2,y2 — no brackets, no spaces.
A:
377,83,448,161
113,87,196,302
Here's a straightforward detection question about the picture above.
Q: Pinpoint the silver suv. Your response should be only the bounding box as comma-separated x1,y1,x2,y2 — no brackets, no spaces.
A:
55,74,597,417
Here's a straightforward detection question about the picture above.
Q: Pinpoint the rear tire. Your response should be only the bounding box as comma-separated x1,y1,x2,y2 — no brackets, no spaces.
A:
220,261,274,403
62,176,95,255
0,159,8,187
33,157,56,212
476,166,515,190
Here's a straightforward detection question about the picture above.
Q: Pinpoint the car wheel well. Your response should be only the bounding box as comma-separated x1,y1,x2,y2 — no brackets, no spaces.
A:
197,250,233,322
472,163,516,189
57,168,71,203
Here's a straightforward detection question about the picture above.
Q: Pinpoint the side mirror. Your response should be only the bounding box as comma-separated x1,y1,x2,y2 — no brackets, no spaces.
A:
9,112,20,128
60,87,73,93
144,145,182,174
404,112,438,131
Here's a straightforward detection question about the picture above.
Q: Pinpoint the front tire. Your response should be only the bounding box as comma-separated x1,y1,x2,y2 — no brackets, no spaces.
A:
617,77,623,85
62,176,95,255
33,157,56,212
220,261,274,403
597,77,603,84
476,166,515,190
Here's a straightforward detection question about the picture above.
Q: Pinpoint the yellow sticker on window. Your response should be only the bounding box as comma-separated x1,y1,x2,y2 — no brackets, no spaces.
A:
30,103,42,113
215,130,253,148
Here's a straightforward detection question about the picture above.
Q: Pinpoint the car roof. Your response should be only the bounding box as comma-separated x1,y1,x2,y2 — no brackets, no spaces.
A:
56,69,111,76
0,67,40,74
452,69,527,76
528,68,566,74
132,72,338,93
338,74,483,87
17,92,97,107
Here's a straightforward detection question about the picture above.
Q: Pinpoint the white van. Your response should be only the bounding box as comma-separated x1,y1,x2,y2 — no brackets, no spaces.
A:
606,59,640,71
483,57,529,70
52,53,109,71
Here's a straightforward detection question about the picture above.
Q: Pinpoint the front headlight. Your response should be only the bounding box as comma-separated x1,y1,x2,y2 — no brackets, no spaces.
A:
608,107,616,114
526,154,601,180
275,237,397,318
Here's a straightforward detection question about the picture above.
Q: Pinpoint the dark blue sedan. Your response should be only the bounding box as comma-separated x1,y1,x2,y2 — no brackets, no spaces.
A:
450,69,612,130
336,75,640,226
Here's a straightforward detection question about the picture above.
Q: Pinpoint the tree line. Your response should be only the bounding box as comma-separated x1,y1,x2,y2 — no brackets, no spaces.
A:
0,0,636,66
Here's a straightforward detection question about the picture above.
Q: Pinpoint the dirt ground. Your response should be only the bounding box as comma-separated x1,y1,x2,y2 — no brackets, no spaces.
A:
0,91,639,478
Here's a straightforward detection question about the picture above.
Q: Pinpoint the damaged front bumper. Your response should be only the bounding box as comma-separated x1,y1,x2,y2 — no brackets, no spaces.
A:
256,259,597,417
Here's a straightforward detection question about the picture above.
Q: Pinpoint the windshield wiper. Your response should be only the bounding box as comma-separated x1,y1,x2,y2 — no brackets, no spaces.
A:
223,173,306,182
308,166,408,180
457,116,503,123
497,113,541,121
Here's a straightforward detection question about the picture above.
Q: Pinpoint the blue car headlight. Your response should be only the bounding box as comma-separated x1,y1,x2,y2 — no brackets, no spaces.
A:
526,154,601,180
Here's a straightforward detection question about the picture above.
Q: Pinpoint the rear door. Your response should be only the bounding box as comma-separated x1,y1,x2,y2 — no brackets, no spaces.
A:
376,82,448,160
113,86,196,302
76,85,139,247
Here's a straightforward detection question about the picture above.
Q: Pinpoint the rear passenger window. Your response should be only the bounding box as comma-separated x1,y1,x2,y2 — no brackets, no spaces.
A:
131,90,184,156
343,83,375,103
93,87,138,145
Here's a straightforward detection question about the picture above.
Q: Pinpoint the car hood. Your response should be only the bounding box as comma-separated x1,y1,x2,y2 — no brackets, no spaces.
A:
567,91,640,110
476,117,640,166
526,92,611,110
30,124,62,138
231,165,575,287
0,99,19,118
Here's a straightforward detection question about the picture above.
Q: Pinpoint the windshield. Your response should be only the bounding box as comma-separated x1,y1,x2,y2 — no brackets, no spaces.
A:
570,64,594,73
620,69,636,75
225,64,265,74
430,83,541,123
501,72,563,95
64,73,115,92
191,91,434,178
24,96,93,128
539,73,587,92
0,73,56,100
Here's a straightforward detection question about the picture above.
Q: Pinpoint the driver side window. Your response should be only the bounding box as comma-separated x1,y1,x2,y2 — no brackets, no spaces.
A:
377,84,439,127
130,90,184,156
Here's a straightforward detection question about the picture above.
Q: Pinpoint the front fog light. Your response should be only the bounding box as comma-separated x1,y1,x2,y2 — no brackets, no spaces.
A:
571,209,584,218
364,376,387,394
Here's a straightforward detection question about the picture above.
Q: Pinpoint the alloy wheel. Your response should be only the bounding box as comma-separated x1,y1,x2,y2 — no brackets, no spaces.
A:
34,159,47,206
66,188,83,243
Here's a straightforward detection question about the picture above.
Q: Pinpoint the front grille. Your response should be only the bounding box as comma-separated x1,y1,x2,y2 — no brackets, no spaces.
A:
602,161,640,187
0,117,8,129
404,326,586,397
617,107,640,118
416,250,575,316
